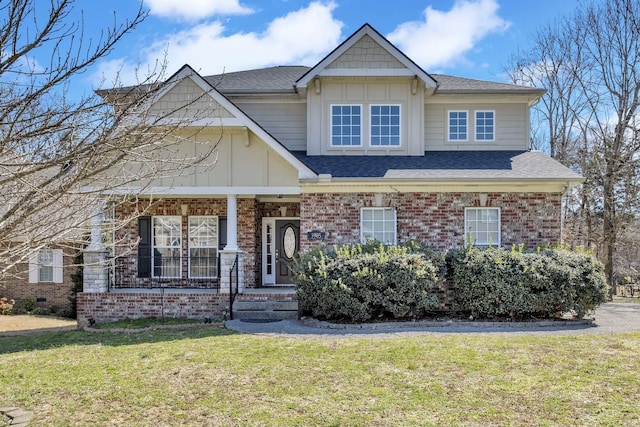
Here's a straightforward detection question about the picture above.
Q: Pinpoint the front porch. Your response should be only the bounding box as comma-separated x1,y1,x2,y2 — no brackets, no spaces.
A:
77,287,298,327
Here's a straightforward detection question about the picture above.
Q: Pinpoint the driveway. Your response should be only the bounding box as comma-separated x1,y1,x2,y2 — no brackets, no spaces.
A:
225,302,640,337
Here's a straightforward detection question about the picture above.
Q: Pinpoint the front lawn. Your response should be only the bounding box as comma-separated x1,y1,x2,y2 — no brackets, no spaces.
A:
1,326,639,426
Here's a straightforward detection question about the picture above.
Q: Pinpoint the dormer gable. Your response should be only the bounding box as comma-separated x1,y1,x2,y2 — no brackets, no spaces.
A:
296,23,437,89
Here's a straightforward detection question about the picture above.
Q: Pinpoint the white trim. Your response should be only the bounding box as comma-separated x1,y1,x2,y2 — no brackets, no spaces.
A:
474,110,496,142
330,104,363,147
98,186,301,196
464,207,501,247
262,218,276,285
360,207,397,245
28,252,38,284
369,104,402,148
187,216,218,279
52,250,64,283
319,68,416,77
152,216,182,278
296,24,437,89
447,110,469,142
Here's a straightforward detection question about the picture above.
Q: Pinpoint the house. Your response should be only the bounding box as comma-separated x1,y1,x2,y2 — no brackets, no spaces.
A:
77,24,583,324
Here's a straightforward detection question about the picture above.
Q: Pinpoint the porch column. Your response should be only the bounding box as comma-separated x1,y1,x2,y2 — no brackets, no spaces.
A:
225,194,239,251
83,200,109,293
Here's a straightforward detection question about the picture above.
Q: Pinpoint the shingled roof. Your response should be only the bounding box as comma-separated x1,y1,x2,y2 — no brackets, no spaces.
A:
200,66,542,96
292,151,583,181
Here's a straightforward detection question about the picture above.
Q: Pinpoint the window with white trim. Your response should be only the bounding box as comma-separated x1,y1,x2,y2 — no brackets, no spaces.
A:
370,105,401,146
188,216,218,278
153,216,182,278
28,249,63,283
475,111,495,141
331,105,361,146
465,208,500,247
448,110,468,141
361,207,397,245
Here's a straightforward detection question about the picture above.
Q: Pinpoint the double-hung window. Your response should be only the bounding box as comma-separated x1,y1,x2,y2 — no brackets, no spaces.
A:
152,216,182,278
475,111,495,141
331,105,361,146
448,111,468,141
188,216,218,278
370,105,401,146
361,207,397,245
28,249,63,283
465,208,500,247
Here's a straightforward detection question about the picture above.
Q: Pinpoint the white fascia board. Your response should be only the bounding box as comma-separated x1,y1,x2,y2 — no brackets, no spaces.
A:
296,24,437,89
319,69,416,77
101,186,301,197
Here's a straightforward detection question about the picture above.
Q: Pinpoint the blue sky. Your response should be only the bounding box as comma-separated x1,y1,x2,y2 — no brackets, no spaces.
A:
76,0,581,90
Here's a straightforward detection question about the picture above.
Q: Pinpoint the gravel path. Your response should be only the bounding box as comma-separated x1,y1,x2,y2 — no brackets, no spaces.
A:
225,302,640,337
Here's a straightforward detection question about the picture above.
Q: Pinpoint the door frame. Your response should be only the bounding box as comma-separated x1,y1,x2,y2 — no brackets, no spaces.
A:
262,217,299,286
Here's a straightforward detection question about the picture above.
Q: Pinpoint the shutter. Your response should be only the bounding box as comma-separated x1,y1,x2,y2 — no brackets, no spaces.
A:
218,217,227,250
28,252,38,283
138,216,152,278
53,249,64,283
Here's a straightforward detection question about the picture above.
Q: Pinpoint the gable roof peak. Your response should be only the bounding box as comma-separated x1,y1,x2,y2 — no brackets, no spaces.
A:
295,23,437,89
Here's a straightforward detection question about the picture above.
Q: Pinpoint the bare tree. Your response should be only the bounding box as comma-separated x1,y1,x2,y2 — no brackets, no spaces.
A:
505,0,640,292
0,0,219,280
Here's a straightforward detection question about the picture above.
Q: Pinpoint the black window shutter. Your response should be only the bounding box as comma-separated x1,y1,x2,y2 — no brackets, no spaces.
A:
218,217,227,250
138,216,152,278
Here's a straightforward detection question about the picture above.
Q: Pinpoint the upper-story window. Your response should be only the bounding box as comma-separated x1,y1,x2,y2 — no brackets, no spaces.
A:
448,111,468,141
331,105,361,146
370,105,401,146
475,111,495,141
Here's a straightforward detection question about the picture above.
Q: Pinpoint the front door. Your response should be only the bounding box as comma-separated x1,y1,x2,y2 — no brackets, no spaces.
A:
275,220,299,285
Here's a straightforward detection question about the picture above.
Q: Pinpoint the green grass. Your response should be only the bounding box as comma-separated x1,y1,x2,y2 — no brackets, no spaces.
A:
1,326,640,426
90,317,208,329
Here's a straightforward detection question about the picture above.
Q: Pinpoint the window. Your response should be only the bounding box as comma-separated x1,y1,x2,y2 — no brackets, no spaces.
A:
152,216,182,278
475,111,495,141
331,105,361,146
189,216,218,278
465,208,500,247
361,207,397,245
370,105,401,146
28,249,63,283
448,111,468,141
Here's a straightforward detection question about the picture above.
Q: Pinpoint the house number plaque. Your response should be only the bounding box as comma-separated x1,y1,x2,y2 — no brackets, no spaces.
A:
306,230,326,241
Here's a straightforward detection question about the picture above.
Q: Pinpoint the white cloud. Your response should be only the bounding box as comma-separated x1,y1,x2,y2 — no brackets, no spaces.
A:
93,1,342,87
387,0,510,71
143,0,253,21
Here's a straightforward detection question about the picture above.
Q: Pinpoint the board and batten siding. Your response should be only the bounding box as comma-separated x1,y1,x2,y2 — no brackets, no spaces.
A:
233,101,307,151
424,103,529,151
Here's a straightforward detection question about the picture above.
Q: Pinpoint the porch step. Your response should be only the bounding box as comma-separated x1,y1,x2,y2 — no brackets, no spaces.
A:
232,299,299,321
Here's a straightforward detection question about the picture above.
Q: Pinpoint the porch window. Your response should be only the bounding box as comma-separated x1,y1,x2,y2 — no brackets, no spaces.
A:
361,207,397,245
448,110,468,141
331,105,362,146
188,216,218,278
370,105,401,146
152,216,182,278
465,208,500,247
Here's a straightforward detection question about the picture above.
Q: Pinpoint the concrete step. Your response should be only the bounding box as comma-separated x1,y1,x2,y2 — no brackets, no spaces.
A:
232,299,299,321
233,300,298,311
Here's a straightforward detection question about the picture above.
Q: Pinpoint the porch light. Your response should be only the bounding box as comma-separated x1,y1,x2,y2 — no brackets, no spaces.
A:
181,204,188,216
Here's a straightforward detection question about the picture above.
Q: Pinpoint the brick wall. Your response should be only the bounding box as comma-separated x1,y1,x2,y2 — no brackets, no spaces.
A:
1,247,77,312
77,292,228,326
300,192,562,251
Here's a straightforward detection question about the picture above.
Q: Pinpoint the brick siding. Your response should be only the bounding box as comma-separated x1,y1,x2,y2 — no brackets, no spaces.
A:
300,192,562,251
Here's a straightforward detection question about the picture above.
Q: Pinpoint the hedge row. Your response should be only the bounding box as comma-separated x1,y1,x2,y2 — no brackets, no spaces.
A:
293,242,608,322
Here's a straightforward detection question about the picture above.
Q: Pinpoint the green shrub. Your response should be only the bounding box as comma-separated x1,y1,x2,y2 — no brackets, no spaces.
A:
22,297,35,312
449,246,608,319
294,242,441,322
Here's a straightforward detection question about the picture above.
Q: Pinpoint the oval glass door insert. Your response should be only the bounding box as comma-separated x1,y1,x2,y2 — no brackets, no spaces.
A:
283,226,296,259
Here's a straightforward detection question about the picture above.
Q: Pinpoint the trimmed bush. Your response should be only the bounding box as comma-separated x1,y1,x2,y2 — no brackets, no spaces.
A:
294,242,441,322
449,246,608,319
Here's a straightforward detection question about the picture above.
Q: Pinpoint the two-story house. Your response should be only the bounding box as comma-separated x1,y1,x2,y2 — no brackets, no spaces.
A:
78,24,583,324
